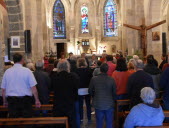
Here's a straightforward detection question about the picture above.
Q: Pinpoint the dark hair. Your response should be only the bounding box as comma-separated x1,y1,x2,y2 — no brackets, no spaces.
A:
48,58,55,64
13,53,23,63
54,60,59,68
147,54,158,66
116,58,128,71
162,54,167,58
106,55,113,61
97,61,102,67
100,63,109,73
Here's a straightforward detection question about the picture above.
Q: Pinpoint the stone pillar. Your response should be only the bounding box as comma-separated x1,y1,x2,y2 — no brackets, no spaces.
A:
5,0,25,55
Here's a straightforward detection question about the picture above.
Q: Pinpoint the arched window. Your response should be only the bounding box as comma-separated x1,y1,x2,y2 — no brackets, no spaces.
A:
81,4,89,33
104,0,118,37
53,0,66,39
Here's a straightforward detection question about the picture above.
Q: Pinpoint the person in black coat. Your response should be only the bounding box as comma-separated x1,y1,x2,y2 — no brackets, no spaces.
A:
127,59,154,108
76,58,92,122
33,60,51,116
52,59,79,128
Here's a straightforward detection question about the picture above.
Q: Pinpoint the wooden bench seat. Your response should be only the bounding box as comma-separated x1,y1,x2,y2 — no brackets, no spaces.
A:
0,117,69,128
0,104,53,111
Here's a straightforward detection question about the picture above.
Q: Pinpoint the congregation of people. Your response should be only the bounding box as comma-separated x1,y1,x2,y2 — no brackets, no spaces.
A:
1,52,169,128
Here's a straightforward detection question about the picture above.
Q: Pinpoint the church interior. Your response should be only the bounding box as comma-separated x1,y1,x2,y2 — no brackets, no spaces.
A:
0,0,169,128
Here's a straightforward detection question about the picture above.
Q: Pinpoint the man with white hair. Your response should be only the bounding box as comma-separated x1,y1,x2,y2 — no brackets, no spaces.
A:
127,59,154,108
52,59,79,128
33,60,51,116
124,87,164,128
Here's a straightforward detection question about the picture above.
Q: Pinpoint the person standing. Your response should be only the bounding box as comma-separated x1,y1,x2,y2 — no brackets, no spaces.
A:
127,59,154,108
89,63,116,128
1,53,41,118
159,54,167,70
106,55,116,76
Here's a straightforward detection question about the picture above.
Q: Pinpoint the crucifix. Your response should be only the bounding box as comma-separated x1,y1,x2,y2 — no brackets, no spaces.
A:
123,19,166,56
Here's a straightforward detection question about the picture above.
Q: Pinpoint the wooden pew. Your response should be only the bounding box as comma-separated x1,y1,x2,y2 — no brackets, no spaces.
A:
0,104,53,111
0,117,69,128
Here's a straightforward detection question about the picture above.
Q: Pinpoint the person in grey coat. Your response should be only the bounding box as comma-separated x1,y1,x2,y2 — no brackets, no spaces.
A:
89,63,116,128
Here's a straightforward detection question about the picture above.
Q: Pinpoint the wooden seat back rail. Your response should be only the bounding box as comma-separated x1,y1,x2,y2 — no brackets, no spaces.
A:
0,117,69,128
0,104,53,111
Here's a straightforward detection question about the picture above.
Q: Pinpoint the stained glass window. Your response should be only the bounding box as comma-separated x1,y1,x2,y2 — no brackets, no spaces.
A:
81,4,89,33
53,0,66,39
104,0,118,37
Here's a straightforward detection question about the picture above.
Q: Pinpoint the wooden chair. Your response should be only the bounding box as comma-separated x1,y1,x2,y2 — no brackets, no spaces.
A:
0,117,69,128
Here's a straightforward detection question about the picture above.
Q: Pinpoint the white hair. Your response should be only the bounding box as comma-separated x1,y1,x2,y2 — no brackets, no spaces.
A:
140,87,156,104
135,59,144,69
129,59,137,67
57,60,70,73
35,60,44,68
133,55,139,60
26,63,35,71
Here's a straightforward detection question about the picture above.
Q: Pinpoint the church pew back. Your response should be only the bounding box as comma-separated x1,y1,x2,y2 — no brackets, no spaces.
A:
0,117,69,128
0,104,53,111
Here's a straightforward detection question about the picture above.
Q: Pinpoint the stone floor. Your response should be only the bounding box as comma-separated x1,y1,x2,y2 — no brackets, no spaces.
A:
80,112,96,128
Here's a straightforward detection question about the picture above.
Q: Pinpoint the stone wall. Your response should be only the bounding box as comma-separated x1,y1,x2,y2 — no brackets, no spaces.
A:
5,0,25,56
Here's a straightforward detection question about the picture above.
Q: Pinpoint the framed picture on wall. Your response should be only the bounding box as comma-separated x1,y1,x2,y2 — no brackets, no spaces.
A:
152,32,160,41
11,36,20,48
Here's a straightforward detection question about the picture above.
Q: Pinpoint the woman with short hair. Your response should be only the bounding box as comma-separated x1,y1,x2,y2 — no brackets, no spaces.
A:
124,87,164,128
76,58,92,123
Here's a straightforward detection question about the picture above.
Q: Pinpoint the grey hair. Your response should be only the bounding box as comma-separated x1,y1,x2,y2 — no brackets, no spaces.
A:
77,58,88,68
35,60,44,68
26,63,35,71
133,55,139,60
57,59,70,72
135,59,144,69
129,59,137,67
140,87,156,104
70,55,77,61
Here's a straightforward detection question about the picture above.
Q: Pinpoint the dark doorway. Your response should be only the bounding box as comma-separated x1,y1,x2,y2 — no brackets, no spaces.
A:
57,43,65,59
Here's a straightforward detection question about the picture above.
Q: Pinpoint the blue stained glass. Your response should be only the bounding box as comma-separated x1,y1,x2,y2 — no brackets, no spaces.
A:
53,0,66,39
81,5,89,33
104,0,118,37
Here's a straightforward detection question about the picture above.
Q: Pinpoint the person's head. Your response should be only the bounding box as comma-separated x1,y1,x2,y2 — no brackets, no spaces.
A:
135,59,144,70
106,55,113,62
77,58,88,68
140,87,156,104
161,54,167,61
13,53,24,64
70,55,77,61
97,61,102,67
116,58,128,71
133,55,139,60
102,53,107,58
92,54,96,60
57,59,70,73
48,57,55,64
26,63,35,71
26,59,33,64
127,62,135,70
69,52,73,58
146,54,157,66
100,63,109,73
35,60,44,69
54,60,59,68
60,53,65,59
81,53,86,58
129,59,137,67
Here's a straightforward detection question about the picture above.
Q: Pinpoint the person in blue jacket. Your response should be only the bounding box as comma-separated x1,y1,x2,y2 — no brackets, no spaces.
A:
124,87,164,128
